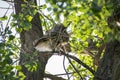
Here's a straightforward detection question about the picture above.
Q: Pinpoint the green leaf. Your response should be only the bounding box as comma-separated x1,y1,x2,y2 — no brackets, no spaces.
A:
0,16,8,20
21,4,26,7
9,35,15,41
23,22,32,30
42,4,47,9
15,65,22,70
7,30,12,34
18,72,26,80
16,28,23,33
47,7,52,11
26,15,33,22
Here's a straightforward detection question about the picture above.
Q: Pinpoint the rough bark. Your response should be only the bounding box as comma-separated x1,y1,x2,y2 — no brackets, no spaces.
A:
94,40,120,80
14,0,51,80
94,0,120,80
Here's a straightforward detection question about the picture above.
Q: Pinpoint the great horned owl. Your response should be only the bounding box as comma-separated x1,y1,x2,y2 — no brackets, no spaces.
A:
33,24,71,53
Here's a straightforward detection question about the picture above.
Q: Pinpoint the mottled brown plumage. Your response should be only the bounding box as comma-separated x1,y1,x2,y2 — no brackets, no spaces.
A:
33,24,71,53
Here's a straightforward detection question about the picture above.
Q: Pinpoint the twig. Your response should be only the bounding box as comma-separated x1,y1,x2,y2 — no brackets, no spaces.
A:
63,55,70,80
54,71,75,76
2,0,14,3
5,12,13,29
66,56,83,80
63,53,95,75
4,5,10,16
39,10,55,24
0,7,12,9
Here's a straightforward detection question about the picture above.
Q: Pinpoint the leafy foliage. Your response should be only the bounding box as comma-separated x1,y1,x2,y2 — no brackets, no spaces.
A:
0,0,119,80
0,24,25,79
44,0,115,79
11,1,38,32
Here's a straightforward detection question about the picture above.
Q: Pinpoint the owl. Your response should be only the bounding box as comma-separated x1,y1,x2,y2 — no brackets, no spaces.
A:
33,24,71,53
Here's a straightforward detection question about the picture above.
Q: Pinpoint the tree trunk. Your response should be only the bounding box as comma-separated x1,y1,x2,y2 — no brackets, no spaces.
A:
14,0,51,80
94,40,120,80
94,1,120,80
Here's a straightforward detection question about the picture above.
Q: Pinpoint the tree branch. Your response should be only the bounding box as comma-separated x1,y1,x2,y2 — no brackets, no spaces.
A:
63,55,70,79
38,51,95,75
44,73,66,80
67,56,83,80
63,53,95,75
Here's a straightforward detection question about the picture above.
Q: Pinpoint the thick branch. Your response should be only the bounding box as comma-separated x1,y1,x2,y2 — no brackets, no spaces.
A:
38,51,95,75
44,73,66,80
